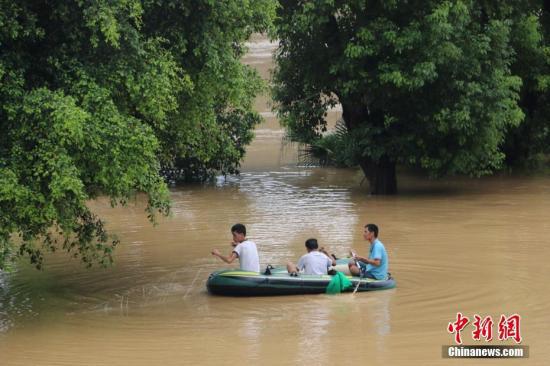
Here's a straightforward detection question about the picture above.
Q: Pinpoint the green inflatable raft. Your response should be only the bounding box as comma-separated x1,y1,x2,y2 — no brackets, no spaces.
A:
206,261,396,296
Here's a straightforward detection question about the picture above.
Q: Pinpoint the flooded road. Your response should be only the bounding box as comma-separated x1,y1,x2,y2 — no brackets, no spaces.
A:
1,37,550,365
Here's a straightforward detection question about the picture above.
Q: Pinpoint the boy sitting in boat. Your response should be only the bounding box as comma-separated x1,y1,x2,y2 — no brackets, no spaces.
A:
287,238,336,275
211,223,260,272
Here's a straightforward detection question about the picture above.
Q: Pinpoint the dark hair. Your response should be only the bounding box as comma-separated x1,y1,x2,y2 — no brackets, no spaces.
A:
231,223,246,236
305,238,318,250
365,224,379,238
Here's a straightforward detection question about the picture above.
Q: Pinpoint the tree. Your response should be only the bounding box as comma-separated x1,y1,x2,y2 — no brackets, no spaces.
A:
143,1,276,181
503,1,550,167
273,1,525,194
0,0,275,269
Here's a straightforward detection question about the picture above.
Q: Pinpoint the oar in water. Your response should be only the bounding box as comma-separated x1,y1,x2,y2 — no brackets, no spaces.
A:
352,272,363,295
349,253,363,294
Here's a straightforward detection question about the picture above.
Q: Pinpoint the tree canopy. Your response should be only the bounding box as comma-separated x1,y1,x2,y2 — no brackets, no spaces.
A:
503,1,550,167
273,1,548,194
0,0,276,269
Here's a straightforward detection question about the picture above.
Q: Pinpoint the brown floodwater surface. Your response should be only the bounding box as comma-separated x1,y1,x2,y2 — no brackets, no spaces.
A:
1,37,550,366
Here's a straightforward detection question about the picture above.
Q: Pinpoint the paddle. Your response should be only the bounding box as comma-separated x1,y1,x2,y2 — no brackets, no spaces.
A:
352,271,363,294
351,254,363,294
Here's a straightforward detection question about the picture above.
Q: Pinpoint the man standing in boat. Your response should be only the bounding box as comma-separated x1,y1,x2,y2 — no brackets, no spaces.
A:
211,223,260,272
348,224,388,280
287,238,336,275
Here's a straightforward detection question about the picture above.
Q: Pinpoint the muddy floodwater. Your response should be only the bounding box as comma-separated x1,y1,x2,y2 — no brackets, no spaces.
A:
1,37,550,366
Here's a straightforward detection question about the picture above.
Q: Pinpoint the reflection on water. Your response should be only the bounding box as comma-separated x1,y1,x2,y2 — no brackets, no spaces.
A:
296,300,330,364
2,36,550,366
220,170,358,264
2,168,550,365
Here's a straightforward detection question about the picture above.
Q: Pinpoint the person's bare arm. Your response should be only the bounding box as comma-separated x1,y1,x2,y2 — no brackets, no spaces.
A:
350,249,380,266
355,255,381,266
320,247,336,266
211,249,238,264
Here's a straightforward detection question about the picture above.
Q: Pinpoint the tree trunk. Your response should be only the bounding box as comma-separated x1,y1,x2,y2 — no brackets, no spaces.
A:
341,101,398,195
359,158,397,195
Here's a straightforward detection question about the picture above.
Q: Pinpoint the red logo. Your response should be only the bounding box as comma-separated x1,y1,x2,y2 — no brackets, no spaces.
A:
448,313,522,344
448,312,470,344
498,314,522,343
472,314,493,342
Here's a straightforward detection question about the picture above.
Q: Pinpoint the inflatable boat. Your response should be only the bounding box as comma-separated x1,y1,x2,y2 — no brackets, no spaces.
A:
206,261,396,296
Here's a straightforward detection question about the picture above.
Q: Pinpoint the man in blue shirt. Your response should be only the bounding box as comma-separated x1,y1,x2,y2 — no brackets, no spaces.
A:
348,223,388,280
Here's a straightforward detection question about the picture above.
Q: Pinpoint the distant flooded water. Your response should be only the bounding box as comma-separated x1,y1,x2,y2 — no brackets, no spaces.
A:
1,37,550,365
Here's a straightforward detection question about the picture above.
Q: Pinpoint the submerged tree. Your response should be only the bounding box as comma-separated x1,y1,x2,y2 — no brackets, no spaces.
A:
273,1,525,194
0,0,275,269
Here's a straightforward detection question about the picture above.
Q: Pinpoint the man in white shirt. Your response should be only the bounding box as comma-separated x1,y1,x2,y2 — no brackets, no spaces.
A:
211,223,260,272
287,239,336,275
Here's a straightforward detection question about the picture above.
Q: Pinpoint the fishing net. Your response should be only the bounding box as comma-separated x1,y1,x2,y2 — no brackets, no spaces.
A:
326,271,352,294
